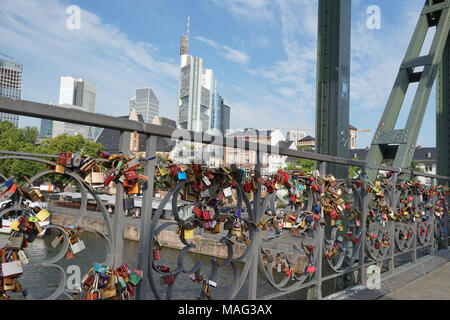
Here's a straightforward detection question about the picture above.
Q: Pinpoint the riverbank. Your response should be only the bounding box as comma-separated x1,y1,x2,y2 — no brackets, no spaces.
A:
49,205,307,273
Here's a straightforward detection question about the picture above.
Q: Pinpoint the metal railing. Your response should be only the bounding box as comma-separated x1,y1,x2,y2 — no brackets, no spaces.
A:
0,96,449,300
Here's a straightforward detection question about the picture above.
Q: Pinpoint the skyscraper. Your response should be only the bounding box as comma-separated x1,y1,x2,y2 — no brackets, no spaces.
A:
0,57,23,127
129,88,159,124
210,80,231,135
177,17,213,132
57,76,97,140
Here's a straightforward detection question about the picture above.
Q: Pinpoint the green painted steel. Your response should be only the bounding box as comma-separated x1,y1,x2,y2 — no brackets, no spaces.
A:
437,34,450,185
315,0,351,179
367,0,450,180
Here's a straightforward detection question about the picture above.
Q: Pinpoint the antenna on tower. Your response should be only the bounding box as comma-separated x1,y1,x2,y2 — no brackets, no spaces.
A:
186,16,190,53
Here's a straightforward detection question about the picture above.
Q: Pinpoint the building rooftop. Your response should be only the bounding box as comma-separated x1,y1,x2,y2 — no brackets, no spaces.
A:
96,115,176,153
299,135,315,142
349,147,436,162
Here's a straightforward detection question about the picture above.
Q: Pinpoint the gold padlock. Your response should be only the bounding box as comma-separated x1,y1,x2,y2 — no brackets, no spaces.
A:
55,164,66,174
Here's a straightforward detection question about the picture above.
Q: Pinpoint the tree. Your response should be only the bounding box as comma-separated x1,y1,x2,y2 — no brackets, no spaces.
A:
21,126,39,145
35,134,104,190
0,121,43,184
36,133,103,156
0,122,105,189
283,145,316,173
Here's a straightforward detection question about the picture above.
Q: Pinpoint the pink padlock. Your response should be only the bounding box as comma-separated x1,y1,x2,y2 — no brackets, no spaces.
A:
204,222,212,229
307,266,316,274
202,210,212,221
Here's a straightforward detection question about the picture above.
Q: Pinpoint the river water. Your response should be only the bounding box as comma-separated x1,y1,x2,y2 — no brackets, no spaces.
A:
0,231,309,300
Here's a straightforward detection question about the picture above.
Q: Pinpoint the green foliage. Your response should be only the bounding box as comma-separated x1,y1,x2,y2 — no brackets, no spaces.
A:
35,134,104,189
282,145,316,173
0,121,104,189
35,133,103,156
0,121,44,183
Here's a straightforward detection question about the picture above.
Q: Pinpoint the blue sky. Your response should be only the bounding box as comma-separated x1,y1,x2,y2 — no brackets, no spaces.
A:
0,0,438,149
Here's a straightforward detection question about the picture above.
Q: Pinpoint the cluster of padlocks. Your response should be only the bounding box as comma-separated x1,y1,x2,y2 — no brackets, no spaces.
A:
56,151,147,194
0,177,53,299
150,162,449,279
79,263,142,300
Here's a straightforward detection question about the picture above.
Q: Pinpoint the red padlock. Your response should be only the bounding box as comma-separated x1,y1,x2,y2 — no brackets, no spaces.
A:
125,171,138,184
164,273,175,285
153,249,161,261
192,206,202,218
58,152,73,166
202,210,212,221
169,165,180,177
104,175,114,187
97,151,111,159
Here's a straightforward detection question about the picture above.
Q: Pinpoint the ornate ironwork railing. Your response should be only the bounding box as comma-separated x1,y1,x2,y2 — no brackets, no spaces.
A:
0,155,113,300
0,96,449,300
147,163,449,300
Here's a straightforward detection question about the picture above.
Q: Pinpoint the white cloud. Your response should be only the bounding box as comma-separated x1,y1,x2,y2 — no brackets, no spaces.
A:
195,36,249,65
0,0,179,125
210,0,276,24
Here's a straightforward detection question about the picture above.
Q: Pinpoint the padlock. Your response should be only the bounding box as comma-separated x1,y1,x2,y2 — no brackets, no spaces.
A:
192,205,202,218
65,248,77,260
55,164,66,174
202,210,212,221
231,221,242,237
162,273,174,285
124,198,135,210
9,220,20,232
35,208,50,222
125,171,138,184
129,271,142,286
51,234,63,248
71,153,82,168
223,187,233,197
97,150,111,159
183,223,194,240
58,152,73,166
70,234,86,254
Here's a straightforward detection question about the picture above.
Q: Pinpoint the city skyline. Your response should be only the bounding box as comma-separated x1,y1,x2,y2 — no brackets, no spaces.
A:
0,57,23,127
129,87,160,124
47,76,96,140
0,0,440,149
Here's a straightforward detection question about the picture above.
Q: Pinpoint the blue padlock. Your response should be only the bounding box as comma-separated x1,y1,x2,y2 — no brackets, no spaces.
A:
178,171,187,180
235,208,242,218
0,177,14,191
93,263,107,275
314,205,321,213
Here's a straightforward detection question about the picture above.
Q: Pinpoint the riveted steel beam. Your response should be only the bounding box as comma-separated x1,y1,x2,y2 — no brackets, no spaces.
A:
316,0,351,179
367,0,450,180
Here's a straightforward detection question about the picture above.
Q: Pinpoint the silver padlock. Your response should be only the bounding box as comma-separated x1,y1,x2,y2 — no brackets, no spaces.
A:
72,153,82,168
70,239,86,254
17,250,29,265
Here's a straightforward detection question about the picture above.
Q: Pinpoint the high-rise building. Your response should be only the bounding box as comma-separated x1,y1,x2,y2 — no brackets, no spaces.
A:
177,17,213,132
129,88,159,124
211,89,231,135
58,76,97,140
0,58,23,127
52,104,90,138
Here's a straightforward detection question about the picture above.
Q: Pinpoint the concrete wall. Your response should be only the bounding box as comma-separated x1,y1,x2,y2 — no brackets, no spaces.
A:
50,209,306,273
